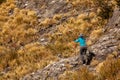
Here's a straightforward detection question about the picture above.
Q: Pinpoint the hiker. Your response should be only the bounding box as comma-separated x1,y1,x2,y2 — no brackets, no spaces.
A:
74,34,87,65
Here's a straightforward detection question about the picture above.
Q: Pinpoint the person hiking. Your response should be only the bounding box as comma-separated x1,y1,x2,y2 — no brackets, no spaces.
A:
74,34,87,65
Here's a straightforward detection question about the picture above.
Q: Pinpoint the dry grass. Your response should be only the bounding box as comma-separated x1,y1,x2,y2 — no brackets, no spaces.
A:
98,59,120,80
58,58,120,80
0,0,119,79
59,66,96,80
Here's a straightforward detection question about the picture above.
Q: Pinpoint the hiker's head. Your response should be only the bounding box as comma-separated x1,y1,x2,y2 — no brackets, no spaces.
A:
79,34,84,38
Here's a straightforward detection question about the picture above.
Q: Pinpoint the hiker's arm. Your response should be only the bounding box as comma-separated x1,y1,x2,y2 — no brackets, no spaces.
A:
74,39,79,43
72,41,78,48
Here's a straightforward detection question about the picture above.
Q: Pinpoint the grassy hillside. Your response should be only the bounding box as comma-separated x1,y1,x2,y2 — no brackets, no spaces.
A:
0,0,119,79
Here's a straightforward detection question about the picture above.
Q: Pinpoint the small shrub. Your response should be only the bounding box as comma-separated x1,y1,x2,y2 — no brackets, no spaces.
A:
115,0,120,6
0,0,6,4
93,0,113,19
59,71,79,80
89,29,103,41
98,59,120,80
78,67,96,80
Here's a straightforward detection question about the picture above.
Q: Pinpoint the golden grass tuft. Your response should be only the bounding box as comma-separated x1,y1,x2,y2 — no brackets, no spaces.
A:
98,59,120,80
89,12,96,18
40,18,57,27
59,71,79,80
53,14,62,20
78,14,87,19
89,29,103,41
91,18,99,24
59,66,95,80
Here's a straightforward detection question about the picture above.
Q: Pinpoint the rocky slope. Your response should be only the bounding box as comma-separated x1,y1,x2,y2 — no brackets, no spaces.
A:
16,0,72,18
20,7,120,80
0,0,120,79
91,7,120,61
21,56,80,80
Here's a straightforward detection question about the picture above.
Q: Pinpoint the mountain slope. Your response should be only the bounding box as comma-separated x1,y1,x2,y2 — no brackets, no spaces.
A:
21,7,120,80
0,0,120,80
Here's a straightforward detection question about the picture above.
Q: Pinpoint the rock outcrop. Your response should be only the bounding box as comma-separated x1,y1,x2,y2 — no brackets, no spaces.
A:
16,0,72,18
91,8,120,61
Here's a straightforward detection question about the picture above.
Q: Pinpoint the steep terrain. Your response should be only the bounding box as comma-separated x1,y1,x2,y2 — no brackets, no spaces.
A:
16,0,71,18
20,7,120,80
0,0,120,80
91,7,120,61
